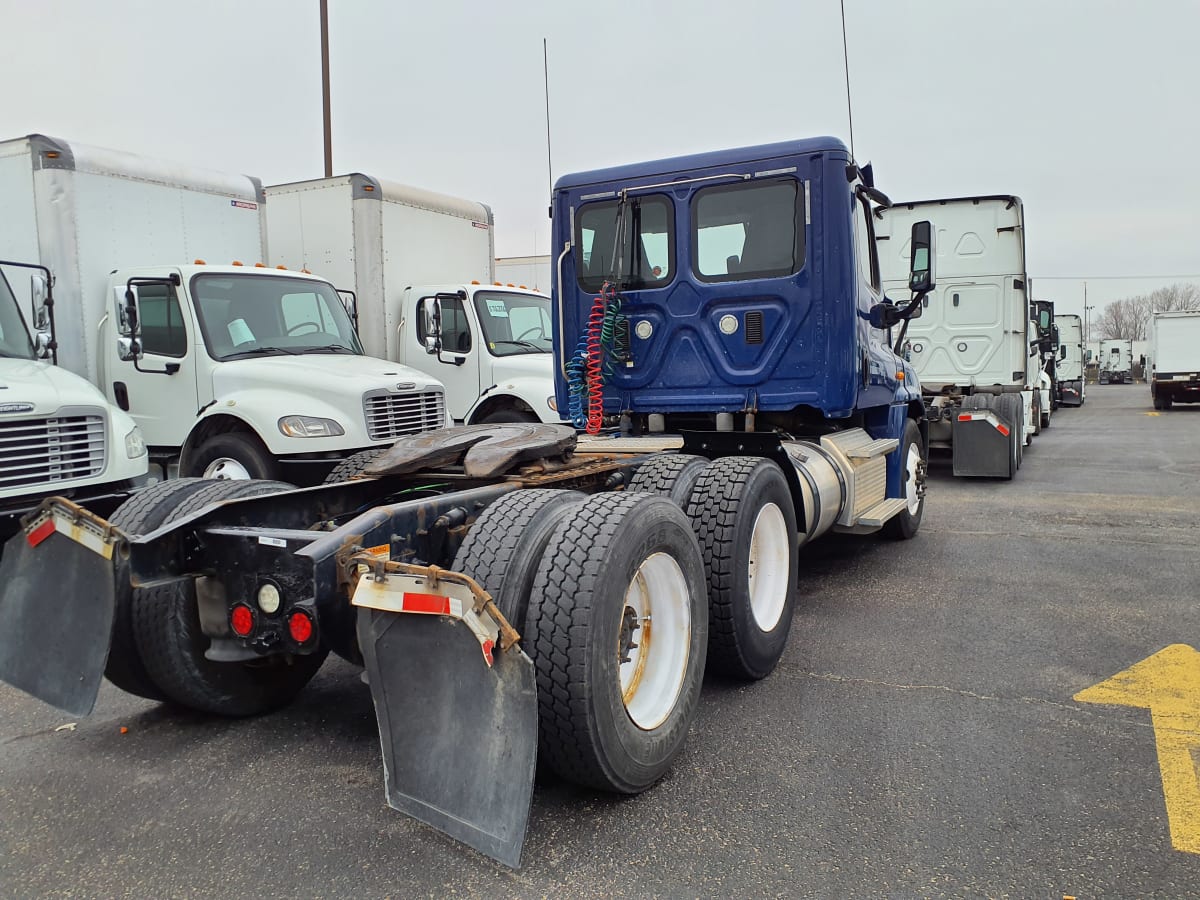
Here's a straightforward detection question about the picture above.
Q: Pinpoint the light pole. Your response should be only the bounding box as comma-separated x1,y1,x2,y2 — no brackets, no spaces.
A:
1084,290,1095,382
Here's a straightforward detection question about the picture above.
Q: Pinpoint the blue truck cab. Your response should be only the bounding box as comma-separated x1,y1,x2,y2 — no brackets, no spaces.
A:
551,137,928,500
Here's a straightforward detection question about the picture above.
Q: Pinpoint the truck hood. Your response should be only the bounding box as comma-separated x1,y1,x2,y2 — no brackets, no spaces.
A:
488,352,553,383
211,354,443,399
0,358,112,415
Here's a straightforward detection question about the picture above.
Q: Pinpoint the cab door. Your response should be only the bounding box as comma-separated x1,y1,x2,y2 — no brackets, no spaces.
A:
107,277,201,447
415,293,482,421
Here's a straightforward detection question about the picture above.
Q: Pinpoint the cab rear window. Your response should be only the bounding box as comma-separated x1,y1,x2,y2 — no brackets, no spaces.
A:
691,178,804,283
576,195,673,292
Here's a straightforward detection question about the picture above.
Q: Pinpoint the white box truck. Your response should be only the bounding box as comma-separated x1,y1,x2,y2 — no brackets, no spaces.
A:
878,195,1043,478
0,135,447,485
0,259,148,555
1147,309,1200,409
1054,313,1085,406
1098,338,1133,384
264,175,563,425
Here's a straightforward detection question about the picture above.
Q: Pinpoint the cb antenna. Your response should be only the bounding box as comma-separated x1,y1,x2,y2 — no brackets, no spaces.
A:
840,0,855,159
543,39,554,206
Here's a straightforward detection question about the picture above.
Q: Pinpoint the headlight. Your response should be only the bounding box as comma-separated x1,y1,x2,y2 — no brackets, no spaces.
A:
124,426,146,458
278,415,345,438
547,395,558,411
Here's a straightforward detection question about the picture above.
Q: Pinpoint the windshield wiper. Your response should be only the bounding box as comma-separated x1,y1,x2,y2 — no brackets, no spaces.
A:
296,343,358,355
490,340,547,352
222,345,303,359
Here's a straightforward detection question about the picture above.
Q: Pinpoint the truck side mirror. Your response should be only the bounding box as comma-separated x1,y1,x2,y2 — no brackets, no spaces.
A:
30,273,51,332
118,285,144,361
424,299,443,354
869,301,902,330
908,220,936,294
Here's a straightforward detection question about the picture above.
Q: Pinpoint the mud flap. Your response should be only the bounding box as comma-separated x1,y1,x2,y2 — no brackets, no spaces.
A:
0,507,119,716
951,411,1013,478
355,591,538,868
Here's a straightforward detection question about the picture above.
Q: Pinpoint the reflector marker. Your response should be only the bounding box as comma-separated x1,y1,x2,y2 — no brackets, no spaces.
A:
26,519,55,548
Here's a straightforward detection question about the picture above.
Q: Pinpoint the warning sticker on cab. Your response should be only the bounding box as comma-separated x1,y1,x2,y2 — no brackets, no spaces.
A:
365,544,390,557
231,200,259,210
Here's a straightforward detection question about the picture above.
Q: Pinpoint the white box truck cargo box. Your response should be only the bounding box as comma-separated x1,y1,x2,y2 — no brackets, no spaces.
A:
266,176,561,425
0,136,447,484
1148,309,1200,408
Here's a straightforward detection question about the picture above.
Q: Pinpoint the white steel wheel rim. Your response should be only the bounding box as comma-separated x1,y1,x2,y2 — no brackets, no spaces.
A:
204,457,252,480
619,552,691,731
903,443,922,516
748,502,790,632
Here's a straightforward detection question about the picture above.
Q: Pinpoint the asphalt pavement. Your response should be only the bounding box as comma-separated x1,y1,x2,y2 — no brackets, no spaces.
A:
2,384,1198,898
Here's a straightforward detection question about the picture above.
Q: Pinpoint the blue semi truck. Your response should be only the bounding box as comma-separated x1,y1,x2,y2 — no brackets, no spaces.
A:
0,137,933,866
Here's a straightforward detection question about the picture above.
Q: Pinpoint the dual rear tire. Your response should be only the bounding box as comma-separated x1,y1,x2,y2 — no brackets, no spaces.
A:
107,478,327,716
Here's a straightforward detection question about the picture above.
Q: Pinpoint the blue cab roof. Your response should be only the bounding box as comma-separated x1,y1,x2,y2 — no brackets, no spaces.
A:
553,136,851,192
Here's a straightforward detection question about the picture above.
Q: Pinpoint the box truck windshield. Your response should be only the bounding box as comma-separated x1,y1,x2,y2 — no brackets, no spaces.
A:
472,290,552,355
190,272,362,360
0,274,36,359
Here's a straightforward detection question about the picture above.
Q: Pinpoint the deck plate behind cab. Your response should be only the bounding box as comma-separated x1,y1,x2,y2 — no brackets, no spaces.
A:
364,423,577,478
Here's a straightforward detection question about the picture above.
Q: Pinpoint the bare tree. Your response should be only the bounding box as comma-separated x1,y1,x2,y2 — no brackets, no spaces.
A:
1096,282,1200,339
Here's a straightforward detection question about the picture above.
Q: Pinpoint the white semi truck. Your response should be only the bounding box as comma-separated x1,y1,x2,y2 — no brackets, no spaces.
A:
0,260,148,554
265,175,562,425
1147,309,1200,409
0,135,447,485
878,195,1043,478
1098,338,1133,384
1054,313,1085,406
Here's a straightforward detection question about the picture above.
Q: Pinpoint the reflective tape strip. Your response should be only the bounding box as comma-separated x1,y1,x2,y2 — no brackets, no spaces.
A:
957,411,1009,436
26,518,55,548
353,572,500,667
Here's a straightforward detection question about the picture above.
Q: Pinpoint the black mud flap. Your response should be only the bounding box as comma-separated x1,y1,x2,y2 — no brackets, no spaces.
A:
0,508,119,716
951,411,1013,478
357,607,538,868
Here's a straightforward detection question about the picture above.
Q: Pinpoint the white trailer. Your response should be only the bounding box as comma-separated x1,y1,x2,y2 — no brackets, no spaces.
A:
878,195,1041,479
0,135,446,485
0,260,148,553
1147,309,1200,409
1054,313,1085,406
495,255,552,293
1098,338,1133,384
265,176,562,425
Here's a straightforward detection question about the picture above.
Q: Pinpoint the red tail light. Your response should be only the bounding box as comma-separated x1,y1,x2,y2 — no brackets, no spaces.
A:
288,610,314,644
230,605,255,637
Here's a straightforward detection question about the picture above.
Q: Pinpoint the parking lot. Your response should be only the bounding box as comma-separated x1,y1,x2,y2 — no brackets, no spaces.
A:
2,385,1198,898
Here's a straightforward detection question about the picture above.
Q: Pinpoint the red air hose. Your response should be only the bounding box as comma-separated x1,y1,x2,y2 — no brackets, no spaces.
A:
586,295,606,434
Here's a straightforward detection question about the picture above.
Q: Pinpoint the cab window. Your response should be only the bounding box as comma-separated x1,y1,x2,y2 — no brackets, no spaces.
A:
691,178,804,283
417,296,472,354
855,196,880,291
576,195,673,292
136,283,187,357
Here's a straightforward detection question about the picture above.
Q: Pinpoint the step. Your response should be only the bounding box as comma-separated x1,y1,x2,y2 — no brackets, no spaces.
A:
855,497,909,527
575,435,685,453
821,429,898,461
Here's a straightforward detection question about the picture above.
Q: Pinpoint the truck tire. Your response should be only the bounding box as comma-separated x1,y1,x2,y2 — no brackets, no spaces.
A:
477,408,539,424
451,489,586,631
186,432,278,481
686,456,799,680
994,394,1023,477
106,478,216,700
131,479,328,716
626,453,710,508
883,419,925,540
526,493,708,793
323,446,391,484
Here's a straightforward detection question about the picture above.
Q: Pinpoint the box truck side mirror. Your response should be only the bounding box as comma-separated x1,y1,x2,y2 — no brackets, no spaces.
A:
30,273,50,332
908,220,936,295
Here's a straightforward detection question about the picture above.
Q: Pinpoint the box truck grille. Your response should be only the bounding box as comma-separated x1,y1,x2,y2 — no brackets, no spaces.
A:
363,390,445,441
0,411,107,489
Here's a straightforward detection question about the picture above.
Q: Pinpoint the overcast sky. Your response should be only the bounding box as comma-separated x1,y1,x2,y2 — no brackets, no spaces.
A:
4,0,1198,321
